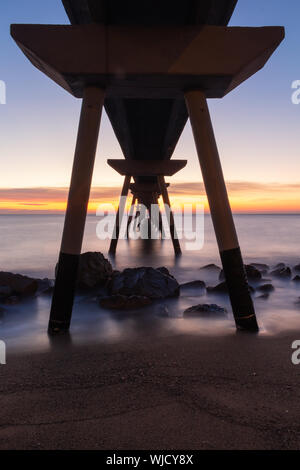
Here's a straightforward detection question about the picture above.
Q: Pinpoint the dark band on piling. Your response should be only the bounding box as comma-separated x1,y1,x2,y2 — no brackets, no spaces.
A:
220,247,259,332
48,252,80,334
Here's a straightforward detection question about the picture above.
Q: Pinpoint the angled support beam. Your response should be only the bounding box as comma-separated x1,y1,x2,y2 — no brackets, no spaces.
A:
184,89,258,332
126,195,137,237
48,86,104,334
109,175,131,255
157,175,181,256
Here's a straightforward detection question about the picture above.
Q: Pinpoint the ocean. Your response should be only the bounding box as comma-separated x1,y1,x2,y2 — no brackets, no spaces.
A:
1,213,300,351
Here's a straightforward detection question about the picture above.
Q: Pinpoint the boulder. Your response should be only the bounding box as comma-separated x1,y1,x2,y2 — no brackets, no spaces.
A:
108,267,180,299
0,272,38,296
250,263,269,274
257,283,274,293
180,280,206,290
77,252,113,288
99,294,152,310
157,267,173,277
184,303,227,317
293,275,300,282
270,266,291,278
245,265,262,280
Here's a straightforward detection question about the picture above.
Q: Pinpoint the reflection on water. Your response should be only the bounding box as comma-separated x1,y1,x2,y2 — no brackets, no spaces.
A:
1,214,300,352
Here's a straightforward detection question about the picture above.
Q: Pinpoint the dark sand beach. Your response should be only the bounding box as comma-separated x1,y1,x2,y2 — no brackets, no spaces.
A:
1,330,300,450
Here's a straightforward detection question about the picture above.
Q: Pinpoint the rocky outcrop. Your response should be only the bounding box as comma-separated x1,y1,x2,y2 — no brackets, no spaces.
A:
0,272,38,297
184,303,227,317
250,263,269,273
270,266,291,278
272,262,286,270
77,252,113,288
108,267,180,299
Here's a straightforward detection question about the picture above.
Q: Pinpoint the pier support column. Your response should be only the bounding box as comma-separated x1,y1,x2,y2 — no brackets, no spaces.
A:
184,90,258,332
48,87,104,333
109,175,131,255
157,175,181,256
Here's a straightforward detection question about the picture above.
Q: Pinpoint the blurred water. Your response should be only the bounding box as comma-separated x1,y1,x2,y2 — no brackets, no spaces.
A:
1,213,300,352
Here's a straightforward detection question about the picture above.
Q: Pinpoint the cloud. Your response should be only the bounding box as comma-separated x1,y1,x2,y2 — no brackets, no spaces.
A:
0,181,299,213
168,181,300,195
0,186,121,202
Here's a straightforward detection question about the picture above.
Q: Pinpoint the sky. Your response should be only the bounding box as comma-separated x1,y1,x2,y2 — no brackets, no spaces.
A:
0,0,300,213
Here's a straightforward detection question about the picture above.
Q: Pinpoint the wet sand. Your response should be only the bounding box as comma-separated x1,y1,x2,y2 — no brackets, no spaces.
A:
1,330,300,450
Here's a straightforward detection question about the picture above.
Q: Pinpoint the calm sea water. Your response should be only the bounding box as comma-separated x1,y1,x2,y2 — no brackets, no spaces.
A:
1,214,300,352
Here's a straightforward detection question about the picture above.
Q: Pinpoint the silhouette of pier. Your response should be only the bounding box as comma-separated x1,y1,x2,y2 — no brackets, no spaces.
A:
11,0,284,333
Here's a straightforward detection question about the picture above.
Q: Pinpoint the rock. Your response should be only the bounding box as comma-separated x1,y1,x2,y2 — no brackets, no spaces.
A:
250,263,269,273
180,280,206,289
0,272,38,296
207,282,228,293
199,264,221,271
157,267,172,277
272,262,285,270
257,283,274,293
99,294,152,310
0,285,13,298
293,264,300,272
208,281,255,294
245,265,262,280
108,267,180,299
184,303,227,317
219,264,261,281
77,252,113,288
270,267,291,278
293,275,300,282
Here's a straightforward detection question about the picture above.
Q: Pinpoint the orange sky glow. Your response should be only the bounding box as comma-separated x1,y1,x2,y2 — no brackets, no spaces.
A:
0,182,300,214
